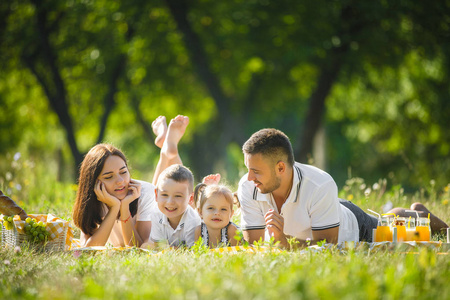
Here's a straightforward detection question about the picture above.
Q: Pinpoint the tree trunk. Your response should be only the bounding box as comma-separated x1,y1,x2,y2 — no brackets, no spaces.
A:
95,54,128,145
295,50,344,163
130,95,154,143
27,1,83,171
25,2,134,176
165,0,240,175
295,3,360,164
96,26,134,145
165,0,233,121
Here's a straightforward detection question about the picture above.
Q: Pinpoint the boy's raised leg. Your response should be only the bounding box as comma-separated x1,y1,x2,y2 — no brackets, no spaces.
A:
162,115,189,161
152,115,189,186
152,116,168,149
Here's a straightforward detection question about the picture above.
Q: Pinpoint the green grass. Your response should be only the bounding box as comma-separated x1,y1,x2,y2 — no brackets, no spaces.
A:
0,156,449,299
0,247,448,299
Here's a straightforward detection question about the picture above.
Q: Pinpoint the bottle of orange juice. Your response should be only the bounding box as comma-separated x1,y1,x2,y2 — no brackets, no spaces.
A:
393,217,407,242
405,217,420,241
375,217,393,242
416,217,431,241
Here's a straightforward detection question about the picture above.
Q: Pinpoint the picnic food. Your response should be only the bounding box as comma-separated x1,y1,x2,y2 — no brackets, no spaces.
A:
0,190,28,220
2,215,51,243
392,217,407,242
2,215,15,230
24,217,50,243
416,218,431,241
2,213,71,251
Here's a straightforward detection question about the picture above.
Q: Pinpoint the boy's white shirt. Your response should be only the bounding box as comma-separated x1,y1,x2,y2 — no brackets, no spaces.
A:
150,203,201,247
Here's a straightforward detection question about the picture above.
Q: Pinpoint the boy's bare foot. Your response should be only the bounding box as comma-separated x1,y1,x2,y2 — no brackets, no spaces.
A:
162,115,189,159
152,116,167,149
202,174,221,185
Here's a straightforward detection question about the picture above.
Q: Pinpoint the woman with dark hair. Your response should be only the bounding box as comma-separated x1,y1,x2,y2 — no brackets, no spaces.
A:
72,144,152,247
72,115,189,247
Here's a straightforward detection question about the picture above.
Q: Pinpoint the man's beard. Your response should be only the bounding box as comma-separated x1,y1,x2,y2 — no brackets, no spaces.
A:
258,171,281,194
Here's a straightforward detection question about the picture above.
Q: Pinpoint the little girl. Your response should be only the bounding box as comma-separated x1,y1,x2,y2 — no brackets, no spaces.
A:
193,179,239,248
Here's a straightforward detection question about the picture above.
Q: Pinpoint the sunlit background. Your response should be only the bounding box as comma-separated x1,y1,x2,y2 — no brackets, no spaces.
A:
1,0,449,195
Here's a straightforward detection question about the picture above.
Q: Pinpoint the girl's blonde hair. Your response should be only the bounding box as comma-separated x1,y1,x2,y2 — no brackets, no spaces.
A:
193,183,239,213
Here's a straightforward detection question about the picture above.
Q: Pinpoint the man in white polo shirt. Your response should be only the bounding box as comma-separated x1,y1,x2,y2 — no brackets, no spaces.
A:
238,128,377,248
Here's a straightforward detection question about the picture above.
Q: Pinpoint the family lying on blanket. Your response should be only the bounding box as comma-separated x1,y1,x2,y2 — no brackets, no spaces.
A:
72,115,449,249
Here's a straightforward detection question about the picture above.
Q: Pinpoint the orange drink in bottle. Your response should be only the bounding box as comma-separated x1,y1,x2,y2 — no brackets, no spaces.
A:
405,217,419,241
375,226,392,242
406,229,420,241
396,226,406,242
416,218,431,241
393,217,407,242
375,217,392,242
416,226,430,241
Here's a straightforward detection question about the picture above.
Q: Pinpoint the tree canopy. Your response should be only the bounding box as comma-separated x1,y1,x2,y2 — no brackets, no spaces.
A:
1,0,449,188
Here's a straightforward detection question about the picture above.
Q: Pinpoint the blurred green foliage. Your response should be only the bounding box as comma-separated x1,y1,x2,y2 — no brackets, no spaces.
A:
0,0,449,189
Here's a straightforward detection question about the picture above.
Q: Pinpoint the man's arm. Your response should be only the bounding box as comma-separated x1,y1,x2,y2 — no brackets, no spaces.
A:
265,209,339,248
238,179,267,244
273,227,339,249
312,227,339,244
243,229,265,245
307,179,341,244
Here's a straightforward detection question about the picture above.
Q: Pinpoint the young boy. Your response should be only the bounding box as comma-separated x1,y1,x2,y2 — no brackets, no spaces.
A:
146,164,201,248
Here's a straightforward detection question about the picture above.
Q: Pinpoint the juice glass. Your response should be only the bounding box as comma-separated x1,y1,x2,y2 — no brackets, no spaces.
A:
416,218,431,241
393,217,407,242
375,217,392,242
405,218,419,241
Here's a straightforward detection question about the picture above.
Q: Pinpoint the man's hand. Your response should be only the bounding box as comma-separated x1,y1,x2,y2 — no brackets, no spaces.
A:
264,209,288,247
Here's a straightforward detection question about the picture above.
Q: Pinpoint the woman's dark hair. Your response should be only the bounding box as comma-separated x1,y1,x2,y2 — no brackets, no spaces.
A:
72,144,138,236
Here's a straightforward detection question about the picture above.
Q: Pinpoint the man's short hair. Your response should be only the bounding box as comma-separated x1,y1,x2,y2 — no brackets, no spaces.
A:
157,164,194,193
242,128,295,167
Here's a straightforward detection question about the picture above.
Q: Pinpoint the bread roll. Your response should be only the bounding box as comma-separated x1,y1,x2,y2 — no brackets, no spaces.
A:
0,190,28,220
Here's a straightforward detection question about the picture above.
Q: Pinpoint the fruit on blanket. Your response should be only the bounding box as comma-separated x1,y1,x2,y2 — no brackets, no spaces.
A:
0,190,28,220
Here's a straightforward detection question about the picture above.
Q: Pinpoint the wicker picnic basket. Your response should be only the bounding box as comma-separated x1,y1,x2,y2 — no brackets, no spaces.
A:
1,215,68,252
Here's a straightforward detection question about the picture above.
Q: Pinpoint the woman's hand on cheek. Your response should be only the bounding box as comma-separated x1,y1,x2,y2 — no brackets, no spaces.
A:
94,180,121,208
121,179,142,205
